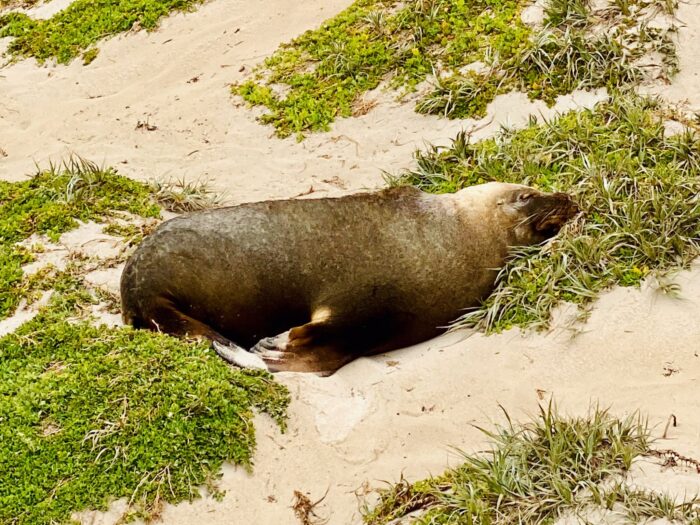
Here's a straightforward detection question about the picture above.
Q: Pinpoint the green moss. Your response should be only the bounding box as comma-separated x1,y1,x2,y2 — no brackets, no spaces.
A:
391,93,700,331
81,47,99,65
0,158,158,319
0,0,204,64
233,0,677,137
0,159,289,523
0,293,288,524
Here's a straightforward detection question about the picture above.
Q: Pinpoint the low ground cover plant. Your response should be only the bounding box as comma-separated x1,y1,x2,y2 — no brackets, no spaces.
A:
233,0,677,138
0,0,205,64
0,159,289,524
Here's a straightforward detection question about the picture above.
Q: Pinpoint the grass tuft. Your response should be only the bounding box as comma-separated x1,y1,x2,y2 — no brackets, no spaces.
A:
390,93,700,332
150,177,224,213
363,403,700,524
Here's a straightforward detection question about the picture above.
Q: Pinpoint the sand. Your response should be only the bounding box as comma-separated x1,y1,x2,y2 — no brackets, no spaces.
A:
2,0,700,523
0,0,608,201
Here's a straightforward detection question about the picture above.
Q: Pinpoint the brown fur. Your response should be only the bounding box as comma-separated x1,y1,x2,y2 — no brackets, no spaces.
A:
120,183,578,375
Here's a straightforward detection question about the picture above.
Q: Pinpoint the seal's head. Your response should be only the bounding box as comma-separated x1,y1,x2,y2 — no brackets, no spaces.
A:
494,183,579,244
450,182,577,246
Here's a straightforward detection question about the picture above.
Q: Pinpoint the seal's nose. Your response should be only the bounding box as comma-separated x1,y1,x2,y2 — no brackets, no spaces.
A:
552,192,579,217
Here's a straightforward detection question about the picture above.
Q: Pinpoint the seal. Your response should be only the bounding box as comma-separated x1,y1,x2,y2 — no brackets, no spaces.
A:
120,182,578,375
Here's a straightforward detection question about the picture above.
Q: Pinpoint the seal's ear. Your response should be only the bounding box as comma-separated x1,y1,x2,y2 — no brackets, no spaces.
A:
499,188,536,208
513,190,537,207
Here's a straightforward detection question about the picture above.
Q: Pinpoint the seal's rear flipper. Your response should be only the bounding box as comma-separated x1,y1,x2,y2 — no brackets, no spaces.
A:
250,310,429,375
250,322,356,375
212,341,269,371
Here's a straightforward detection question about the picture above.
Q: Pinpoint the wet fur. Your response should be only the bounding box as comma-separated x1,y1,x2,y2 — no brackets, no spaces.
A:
120,184,576,375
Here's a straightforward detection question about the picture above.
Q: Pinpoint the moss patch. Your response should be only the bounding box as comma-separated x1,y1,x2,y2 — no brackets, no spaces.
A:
0,158,158,320
390,93,700,332
0,160,289,524
0,0,204,64
233,0,677,138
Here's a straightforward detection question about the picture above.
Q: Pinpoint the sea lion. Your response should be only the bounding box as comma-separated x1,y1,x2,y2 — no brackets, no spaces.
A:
120,182,578,375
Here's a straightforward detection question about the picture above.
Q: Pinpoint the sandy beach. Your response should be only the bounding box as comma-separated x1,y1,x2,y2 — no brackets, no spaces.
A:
2,0,700,523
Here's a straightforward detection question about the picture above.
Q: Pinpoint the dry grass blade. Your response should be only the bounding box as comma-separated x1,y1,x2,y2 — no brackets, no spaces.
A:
646,449,700,473
293,489,329,525
150,177,224,213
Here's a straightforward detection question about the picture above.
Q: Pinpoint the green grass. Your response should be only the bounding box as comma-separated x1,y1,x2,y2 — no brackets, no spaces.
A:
0,160,289,524
389,93,700,332
0,0,204,64
363,404,700,524
233,0,677,138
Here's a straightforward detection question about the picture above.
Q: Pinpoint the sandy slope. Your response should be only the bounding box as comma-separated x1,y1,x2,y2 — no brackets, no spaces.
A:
647,0,700,109
0,0,606,203
2,0,700,523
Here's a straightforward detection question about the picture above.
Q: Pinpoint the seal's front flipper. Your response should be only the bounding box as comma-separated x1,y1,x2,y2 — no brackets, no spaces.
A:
212,341,269,371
